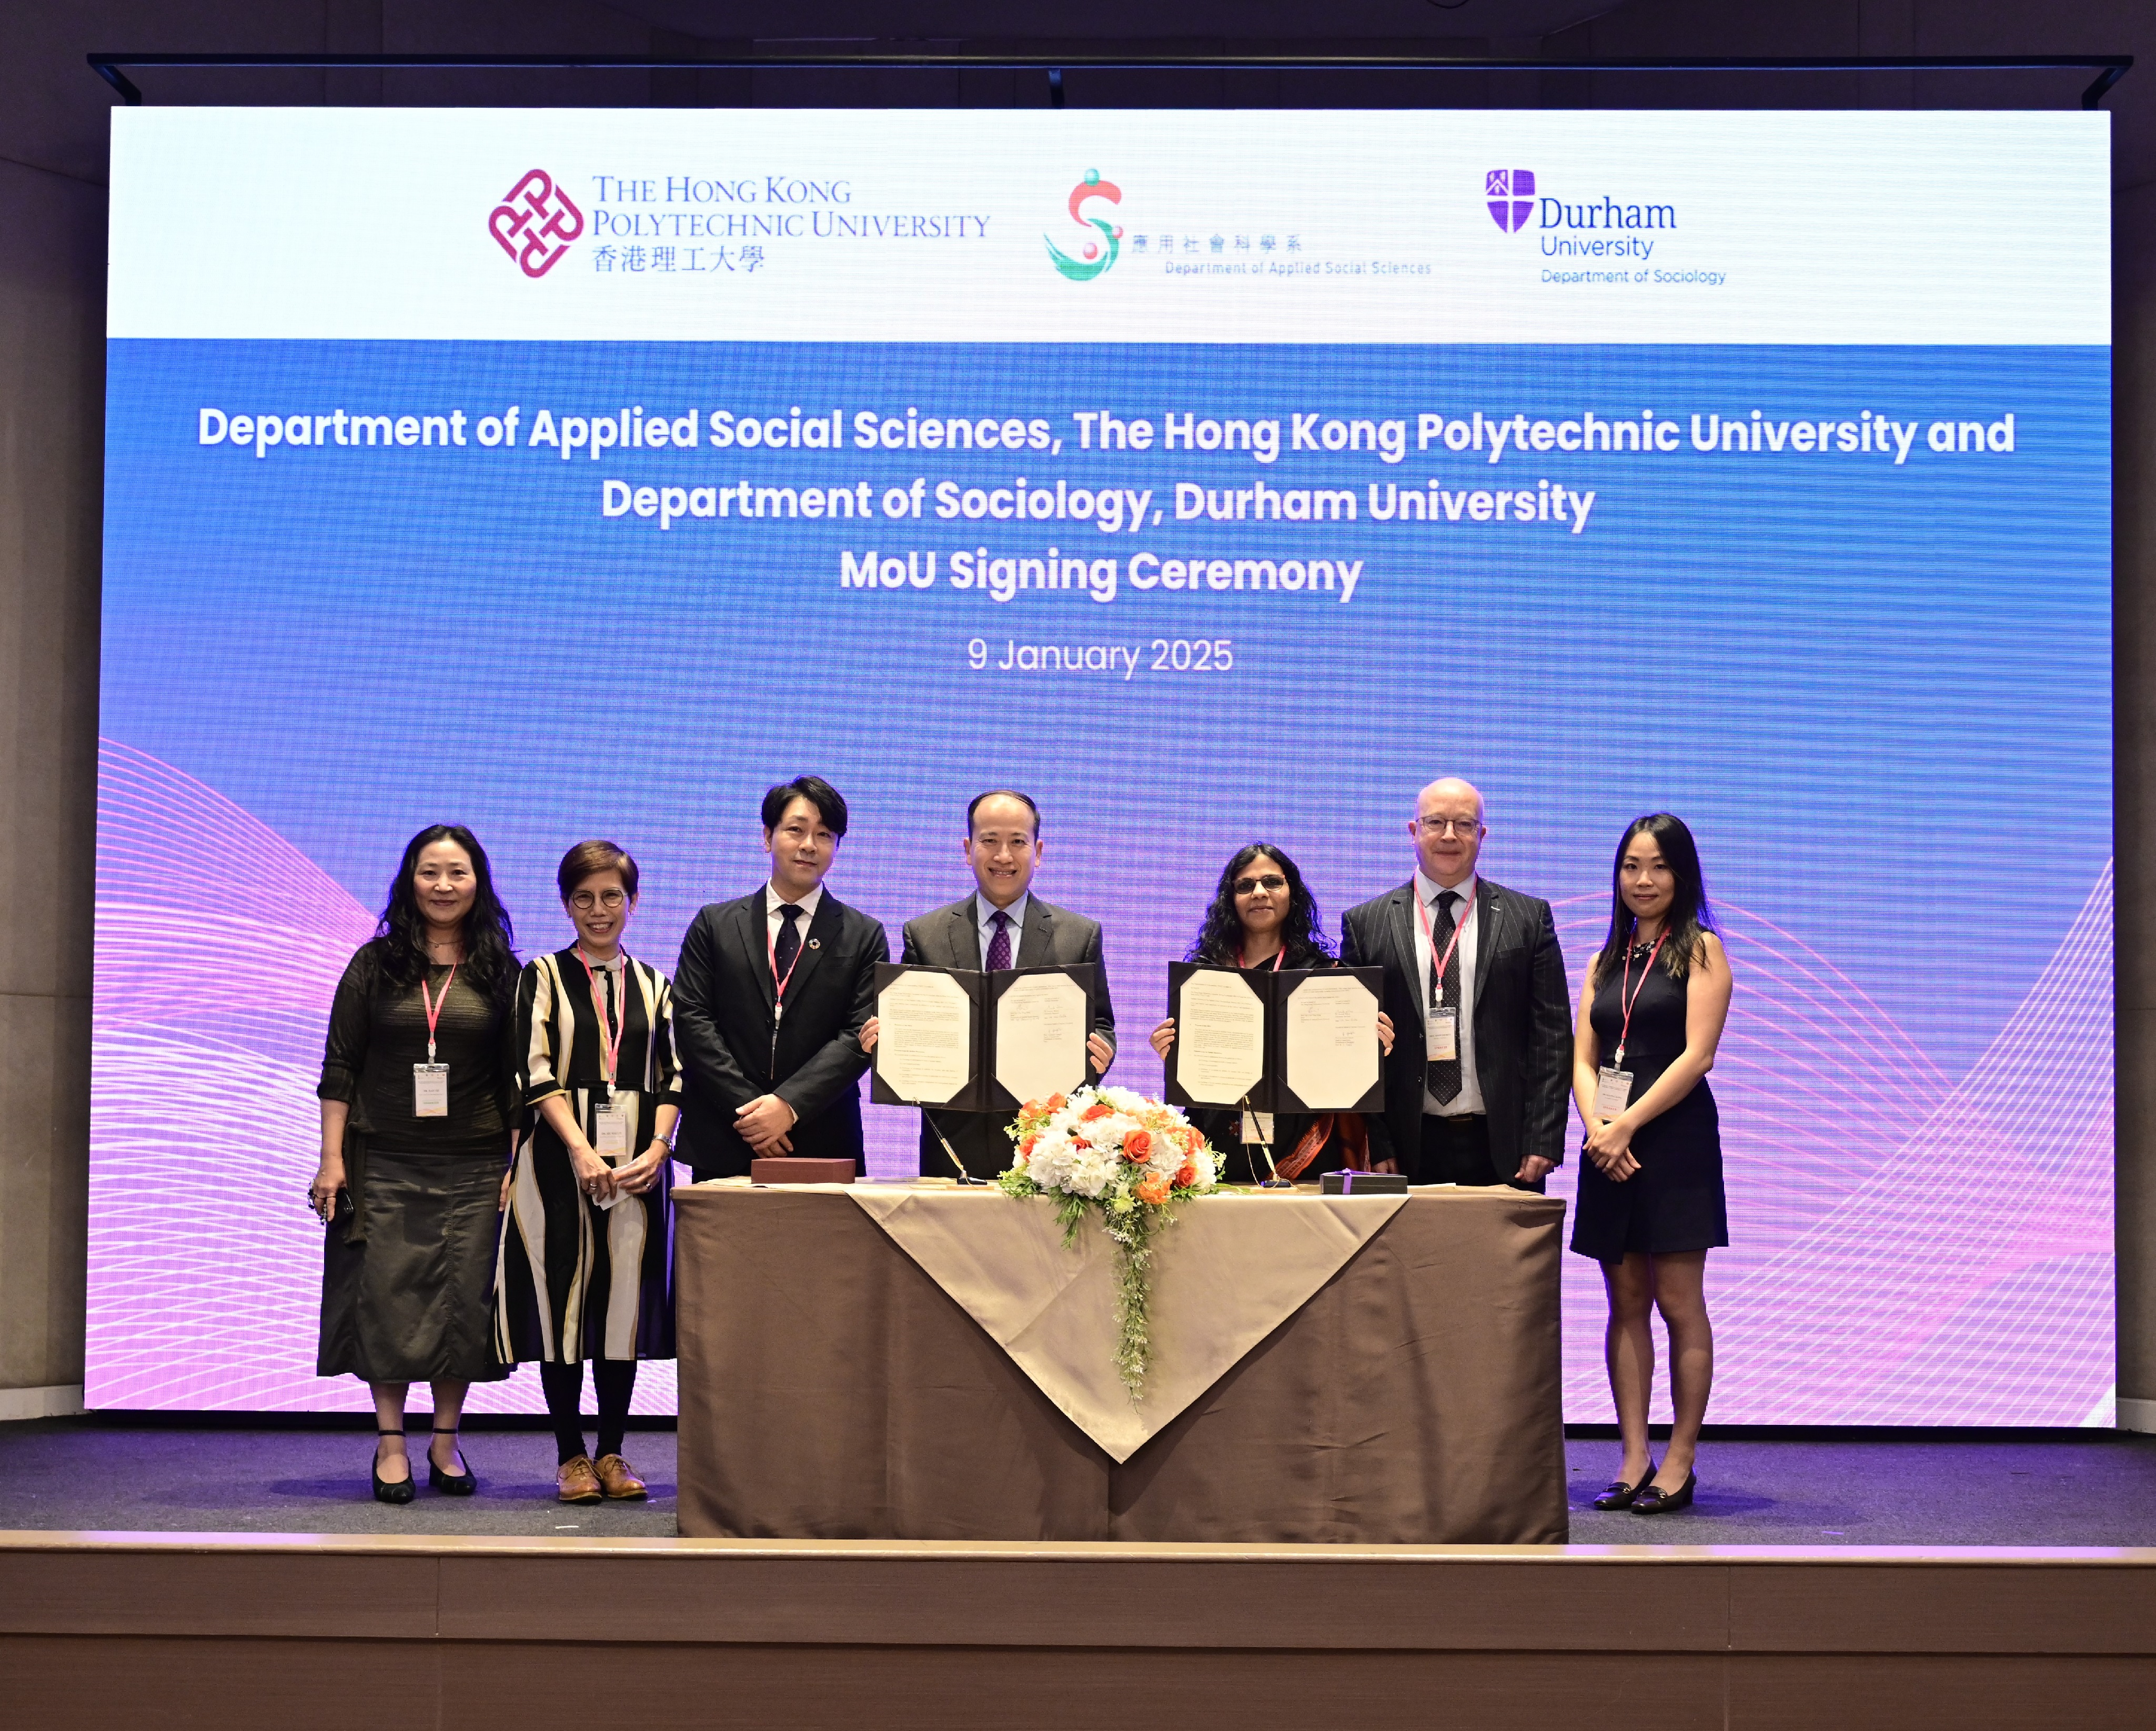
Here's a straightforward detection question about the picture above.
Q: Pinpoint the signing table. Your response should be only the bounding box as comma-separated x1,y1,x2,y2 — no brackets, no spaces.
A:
673,1182,1568,1544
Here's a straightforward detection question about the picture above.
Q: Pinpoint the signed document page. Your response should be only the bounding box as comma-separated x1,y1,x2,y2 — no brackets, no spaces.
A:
1283,973,1381,1109
995,971,1090,1107
875,968,975,1105
1174,968,1267,1105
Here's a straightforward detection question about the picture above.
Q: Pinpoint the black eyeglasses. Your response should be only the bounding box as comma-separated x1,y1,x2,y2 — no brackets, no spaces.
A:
1233,874,1288,896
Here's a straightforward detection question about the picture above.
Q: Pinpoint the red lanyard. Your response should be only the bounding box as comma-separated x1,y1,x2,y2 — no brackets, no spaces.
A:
573,949,629,1086
1236,945,1286,971
1415,884,1476,1000
1614,929,1669,1066
418,962,457,1064
768,900,810,1009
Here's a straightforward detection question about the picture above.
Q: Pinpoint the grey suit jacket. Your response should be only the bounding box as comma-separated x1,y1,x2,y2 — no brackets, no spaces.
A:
898,892,1117,1178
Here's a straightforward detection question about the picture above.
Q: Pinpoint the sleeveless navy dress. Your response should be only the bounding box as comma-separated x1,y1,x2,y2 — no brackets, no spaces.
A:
1570,947,1729,1262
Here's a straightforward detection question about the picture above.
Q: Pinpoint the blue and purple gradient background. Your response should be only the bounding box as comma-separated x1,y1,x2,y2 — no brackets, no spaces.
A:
89,339,2113,1420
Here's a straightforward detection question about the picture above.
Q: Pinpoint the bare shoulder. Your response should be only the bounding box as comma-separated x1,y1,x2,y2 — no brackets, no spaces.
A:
1697,930,1730,973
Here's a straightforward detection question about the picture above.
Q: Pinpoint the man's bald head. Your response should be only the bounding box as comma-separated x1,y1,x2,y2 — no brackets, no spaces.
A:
1417,778,1484,823
1411,778,1487,887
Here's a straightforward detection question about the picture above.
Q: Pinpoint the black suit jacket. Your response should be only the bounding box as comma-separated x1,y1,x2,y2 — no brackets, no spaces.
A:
898,893,1118,1178
671,887,888,1178
1339,876,1570,1183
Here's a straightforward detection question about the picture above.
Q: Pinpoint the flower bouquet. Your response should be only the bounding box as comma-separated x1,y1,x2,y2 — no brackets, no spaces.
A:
997,1085,1221,1400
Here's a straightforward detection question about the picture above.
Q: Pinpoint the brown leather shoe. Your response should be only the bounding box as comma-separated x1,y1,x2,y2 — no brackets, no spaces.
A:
593,1453,648,1501
556,1455,603,1503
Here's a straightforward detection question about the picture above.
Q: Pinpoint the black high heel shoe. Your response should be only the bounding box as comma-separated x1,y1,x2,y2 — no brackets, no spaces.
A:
1592,1463,1656,1511
371,1429,416,1505
428,1427,477,1495
1632,1471,1696,1514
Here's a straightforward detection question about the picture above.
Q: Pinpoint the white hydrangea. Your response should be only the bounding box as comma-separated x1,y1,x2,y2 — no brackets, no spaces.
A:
1064,1146,1117,1198
1025,1130,1079,1192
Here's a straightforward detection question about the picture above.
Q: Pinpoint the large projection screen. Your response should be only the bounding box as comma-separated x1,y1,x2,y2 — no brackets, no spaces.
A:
92,108,2112,1422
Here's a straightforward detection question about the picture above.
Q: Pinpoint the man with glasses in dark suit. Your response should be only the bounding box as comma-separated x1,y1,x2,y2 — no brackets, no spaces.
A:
1341,777,1570,1189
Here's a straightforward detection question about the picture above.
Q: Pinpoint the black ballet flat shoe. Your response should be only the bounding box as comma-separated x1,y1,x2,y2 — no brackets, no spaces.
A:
1632,1471,1697,1514
372,1429,416,1505
1592,1465,1656,1511
427,1427,477,1496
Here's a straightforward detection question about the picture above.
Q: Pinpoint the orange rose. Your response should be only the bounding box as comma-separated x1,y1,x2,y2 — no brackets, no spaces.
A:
1044,1093,1067,1114
1175,1161,1196,1188
1021,1131,1040,1156
1082,1101,1113,1122
1136,1174,1171,1206
1123,1129,1153,1163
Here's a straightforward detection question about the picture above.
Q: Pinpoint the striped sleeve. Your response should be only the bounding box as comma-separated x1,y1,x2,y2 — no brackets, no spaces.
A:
643,961,683,1108
518,955,568,1109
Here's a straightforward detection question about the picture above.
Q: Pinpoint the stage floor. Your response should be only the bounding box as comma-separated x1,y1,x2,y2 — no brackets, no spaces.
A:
2,1419,2151,1545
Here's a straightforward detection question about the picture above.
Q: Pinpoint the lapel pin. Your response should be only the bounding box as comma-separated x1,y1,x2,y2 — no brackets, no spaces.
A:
808,938,821,950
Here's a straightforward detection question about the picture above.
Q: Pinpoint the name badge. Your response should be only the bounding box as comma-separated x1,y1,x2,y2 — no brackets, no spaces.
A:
1425,1007,1458,1062
1594,1065,1634,1120
593,1102,631,1159
412,1062,450,1117
1241,1109,1275,1145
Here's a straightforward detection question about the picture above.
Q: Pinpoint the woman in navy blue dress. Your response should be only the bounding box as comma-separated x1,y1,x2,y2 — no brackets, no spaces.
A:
1570,814,1732,1515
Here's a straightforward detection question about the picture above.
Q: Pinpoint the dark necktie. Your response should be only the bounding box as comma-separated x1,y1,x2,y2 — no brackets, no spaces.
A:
1427,889,1463,1106
985,908,1013,971
601,966,618,1039
773,903,804,996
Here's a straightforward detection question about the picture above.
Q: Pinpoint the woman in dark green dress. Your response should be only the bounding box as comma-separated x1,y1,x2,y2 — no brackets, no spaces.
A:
310,824,520,1503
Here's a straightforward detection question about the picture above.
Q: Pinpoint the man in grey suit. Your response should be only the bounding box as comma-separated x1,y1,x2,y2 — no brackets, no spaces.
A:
863,790,1117,1178
1340,776,1571,1190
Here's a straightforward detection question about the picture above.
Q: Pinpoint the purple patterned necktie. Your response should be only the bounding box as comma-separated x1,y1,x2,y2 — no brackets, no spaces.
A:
985,908,1012,971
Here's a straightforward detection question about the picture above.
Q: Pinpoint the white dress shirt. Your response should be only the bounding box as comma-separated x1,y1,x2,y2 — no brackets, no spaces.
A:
765,880,825,979
1414,869,1486,1116
974,890,1031,965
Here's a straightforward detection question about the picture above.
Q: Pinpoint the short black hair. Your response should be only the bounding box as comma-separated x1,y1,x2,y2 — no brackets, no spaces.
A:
966,788,1041,837
762,776,849,838
557,838,639,902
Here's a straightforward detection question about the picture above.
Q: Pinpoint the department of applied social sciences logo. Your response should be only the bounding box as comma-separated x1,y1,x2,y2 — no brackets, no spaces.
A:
490,169,585,277
1045,169,1124,281
1486,169,1535,234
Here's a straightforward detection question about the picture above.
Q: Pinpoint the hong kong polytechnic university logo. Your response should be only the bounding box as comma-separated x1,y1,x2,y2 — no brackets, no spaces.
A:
490,169,585,278
1486,169,1535,234
1045,169,1123,281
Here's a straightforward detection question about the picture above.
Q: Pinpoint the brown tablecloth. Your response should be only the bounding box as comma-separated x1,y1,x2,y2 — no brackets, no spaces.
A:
674,1186,1568,1544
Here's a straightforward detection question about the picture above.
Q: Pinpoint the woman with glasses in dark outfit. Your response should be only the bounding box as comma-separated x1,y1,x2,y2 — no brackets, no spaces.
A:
1150,844,1394,1182
1571,813,1733,1516
496,841,681,1505
311,824,520,1503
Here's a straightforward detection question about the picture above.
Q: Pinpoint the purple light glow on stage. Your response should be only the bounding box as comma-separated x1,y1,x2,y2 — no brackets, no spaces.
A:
89,742,2114,1422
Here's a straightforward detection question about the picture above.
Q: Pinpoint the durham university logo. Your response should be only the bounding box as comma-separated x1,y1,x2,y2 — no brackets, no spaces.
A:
1486,169,1535,234
1045,169,1124,281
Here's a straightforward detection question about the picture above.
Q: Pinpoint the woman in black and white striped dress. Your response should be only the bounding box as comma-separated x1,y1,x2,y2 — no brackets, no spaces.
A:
495,840,681,1504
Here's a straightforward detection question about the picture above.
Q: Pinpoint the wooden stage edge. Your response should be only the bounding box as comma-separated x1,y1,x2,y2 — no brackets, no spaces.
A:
6,1532,2155,1729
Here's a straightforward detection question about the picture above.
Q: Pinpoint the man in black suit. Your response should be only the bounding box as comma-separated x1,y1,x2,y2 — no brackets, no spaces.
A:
672,776,889,1180
1341,777,1570,1189
862,790,1116,1179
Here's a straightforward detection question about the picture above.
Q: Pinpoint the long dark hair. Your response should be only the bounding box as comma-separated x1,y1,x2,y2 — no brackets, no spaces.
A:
374,824,518,1001
1187,843,1335,967
1592,813,1715,988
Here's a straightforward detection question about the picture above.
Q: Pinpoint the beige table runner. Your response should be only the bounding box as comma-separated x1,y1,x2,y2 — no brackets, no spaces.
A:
845,1186,1405,1461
